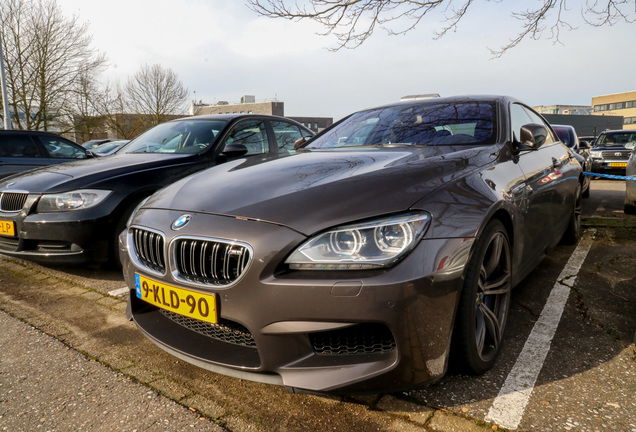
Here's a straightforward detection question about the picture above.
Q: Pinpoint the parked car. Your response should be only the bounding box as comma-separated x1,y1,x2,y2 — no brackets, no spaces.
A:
0,115,313,264
579,135,596,147
121,96,584,393
90,140,130,157
589,130,636,174
551,124,591,197
0,130,89,180
81,139,114,150
624,141,636,214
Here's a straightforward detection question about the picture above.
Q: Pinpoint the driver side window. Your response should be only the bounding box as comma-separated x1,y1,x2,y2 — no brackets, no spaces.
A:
223,120,269,156
39,137,87,159
510,104,555,144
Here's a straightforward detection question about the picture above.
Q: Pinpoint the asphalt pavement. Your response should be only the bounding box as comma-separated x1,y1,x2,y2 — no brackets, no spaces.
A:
0,179,634,432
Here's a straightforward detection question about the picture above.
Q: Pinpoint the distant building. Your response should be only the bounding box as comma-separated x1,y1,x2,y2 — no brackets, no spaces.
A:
541,114,624,137
190,96,333,133
591,90,636,129
534,104,592,115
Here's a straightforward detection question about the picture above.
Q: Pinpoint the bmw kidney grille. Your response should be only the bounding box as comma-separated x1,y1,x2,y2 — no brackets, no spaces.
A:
131,227,252,286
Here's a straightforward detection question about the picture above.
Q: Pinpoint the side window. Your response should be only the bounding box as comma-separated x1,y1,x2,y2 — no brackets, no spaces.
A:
223,120,269,156
0,135,40,158
271,121,307,155
38,137,87,159
510,103,555,144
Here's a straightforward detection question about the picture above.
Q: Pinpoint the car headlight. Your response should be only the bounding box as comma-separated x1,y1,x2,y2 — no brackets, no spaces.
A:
286,212,431,270
37,189,112,212
590,150,602,159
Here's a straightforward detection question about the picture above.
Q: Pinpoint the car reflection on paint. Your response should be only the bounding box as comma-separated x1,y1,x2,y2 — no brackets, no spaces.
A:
121,95,584,393
551,124,591,197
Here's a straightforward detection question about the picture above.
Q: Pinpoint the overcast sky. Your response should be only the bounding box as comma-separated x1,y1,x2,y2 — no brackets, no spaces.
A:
57,0,636,121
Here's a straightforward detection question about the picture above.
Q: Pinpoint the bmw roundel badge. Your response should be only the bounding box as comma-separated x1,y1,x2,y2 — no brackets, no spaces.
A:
171,214,191,230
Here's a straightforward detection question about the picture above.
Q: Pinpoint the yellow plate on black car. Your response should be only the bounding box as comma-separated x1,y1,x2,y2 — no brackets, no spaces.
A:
135,273,218,324
608,162,627,167
0,220,16,237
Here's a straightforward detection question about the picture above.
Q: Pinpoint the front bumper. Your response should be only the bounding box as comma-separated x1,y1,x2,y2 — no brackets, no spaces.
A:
122,210,474,393
0,193,116,263
590,155,629,173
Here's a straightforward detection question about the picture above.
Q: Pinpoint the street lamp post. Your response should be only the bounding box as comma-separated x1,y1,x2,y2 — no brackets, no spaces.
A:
0,30,12,130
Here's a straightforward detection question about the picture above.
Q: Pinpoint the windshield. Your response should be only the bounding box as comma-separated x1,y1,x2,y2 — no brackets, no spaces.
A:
307,101,496,149
94,140,128,153
121,120,227,155
594,132,636,148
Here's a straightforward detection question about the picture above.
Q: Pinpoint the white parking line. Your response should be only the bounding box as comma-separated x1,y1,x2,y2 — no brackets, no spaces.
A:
485,229,596,430
108,287,130,297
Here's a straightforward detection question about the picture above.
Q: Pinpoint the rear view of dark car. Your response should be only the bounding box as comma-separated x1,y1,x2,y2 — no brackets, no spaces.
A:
0,130,88,179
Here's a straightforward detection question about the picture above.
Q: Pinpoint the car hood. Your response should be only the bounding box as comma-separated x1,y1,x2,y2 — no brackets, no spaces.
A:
148,146,498,235
0,153,192,193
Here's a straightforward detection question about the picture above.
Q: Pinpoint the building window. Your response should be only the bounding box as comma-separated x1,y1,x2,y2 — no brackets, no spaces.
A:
625,117,636,125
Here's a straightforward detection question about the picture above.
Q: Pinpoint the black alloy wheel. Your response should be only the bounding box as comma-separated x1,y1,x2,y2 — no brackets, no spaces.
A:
453,220,512,374
561,183,582,245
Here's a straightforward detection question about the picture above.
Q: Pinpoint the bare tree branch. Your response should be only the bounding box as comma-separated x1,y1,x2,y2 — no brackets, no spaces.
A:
247,0,636,54
0,0,106,131
124,64,189,127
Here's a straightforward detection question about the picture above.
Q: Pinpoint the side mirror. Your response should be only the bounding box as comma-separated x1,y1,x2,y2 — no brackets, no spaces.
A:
578,140,590,150
220,143,248,158
294,137,308,150
517,123,548,150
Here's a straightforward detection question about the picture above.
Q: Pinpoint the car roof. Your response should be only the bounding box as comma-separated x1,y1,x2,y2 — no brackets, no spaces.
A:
353,95,520,114
168,113,301,123
0,129,69,137
600,129,636,134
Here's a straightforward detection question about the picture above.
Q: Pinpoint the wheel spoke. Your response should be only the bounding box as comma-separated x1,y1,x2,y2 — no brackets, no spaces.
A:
475,313,486,354
478,300,502,352
483,233,504,276
481,272,510,296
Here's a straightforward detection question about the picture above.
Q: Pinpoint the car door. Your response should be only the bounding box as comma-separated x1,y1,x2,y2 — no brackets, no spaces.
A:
0,133,49,179
510,103,575,255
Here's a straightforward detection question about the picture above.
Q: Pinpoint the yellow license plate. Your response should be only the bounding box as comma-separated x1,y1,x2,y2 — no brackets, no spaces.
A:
608,162,627,167
135,274,218,324
0,220,16,237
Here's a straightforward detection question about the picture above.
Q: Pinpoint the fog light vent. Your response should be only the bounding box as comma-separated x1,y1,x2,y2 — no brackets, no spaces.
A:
310,323,396,355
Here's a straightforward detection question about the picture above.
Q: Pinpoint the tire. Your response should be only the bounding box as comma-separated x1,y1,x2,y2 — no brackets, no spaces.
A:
452,220,512,374
561,183,582,245
582,180,590,198
625,204,636,215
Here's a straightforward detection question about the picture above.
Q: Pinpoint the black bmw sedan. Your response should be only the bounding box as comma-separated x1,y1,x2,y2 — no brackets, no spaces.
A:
122,96,584,393
0,115,312,264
